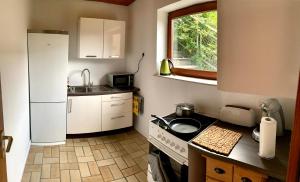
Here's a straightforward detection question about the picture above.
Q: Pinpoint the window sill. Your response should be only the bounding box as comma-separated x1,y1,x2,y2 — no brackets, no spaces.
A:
155,74,217,86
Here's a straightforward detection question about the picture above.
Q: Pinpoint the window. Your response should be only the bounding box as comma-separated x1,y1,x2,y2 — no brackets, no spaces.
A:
167,1,217,80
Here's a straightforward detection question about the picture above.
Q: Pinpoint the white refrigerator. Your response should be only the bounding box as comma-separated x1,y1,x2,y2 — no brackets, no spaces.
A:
28,31,69,144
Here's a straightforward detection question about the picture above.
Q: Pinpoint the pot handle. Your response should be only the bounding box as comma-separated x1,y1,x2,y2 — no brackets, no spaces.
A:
151,114,170,126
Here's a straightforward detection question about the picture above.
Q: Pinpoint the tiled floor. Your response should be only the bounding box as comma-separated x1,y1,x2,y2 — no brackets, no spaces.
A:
22,129,149,182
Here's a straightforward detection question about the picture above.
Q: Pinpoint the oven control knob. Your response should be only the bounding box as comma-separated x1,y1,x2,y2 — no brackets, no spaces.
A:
170,142,175,147
175,145,180,150
162,137,165,141
180,148,185,153
157,134,161,138
166,139,170,144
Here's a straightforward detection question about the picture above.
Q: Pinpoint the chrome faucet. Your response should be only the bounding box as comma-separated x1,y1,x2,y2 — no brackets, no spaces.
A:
81,68,93,88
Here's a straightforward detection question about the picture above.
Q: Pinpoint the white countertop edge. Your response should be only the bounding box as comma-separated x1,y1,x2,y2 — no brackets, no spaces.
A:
154,74,218,86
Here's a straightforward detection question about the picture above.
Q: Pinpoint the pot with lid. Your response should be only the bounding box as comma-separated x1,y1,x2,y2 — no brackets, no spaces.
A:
176,103,195,117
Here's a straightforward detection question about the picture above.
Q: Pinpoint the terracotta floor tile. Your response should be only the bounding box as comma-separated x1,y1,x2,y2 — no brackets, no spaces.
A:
82,175,104,182
126,175,139,182
121,165,141,177
24,164,42,173
70,170,81,182
87,161,100,176
114,157,128,170
77,156,95,163
60,152,68,164
34,153,43,165
109,164,123,179
51,147,60,158
67,152,78,163
97,159,115,167
100,149,112,159
79,163,91,177
22,129,148,182
41,164,51,179
30,171,41,182
111,178,126,182
99,166,114,182
75,147,85,157
83,146,93,156
59,146,75,152
60,163,79,170
92,150,103,161
21,172,31,182
50,164,60,178
122,155,136,167
60,170,71,182
43,147,52,158
40,179,60,182
135,171,147,182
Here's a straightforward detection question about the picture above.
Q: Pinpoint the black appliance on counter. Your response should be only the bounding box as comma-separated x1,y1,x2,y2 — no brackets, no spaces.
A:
107,73,134,89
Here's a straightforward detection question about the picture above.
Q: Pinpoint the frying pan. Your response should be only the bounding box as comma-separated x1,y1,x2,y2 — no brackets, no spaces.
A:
151,114,202,136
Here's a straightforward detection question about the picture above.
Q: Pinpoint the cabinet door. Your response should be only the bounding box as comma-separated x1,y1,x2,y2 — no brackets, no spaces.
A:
233,166,267,182
67,96,102,134
103,20,125,59
78,18,103,59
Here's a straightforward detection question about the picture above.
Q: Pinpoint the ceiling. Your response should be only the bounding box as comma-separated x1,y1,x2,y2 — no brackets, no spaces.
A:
88,0,136,6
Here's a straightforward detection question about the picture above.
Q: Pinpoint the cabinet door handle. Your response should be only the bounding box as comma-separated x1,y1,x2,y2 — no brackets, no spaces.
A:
111,96,121,99
214,168,225,174
241,177,252,182
111,115,125,120
68,99,72,113
111,103,125,107
1,131,13,159
85,55,97,58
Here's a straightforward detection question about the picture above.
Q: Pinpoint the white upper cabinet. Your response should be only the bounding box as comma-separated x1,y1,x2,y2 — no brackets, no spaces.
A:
103,20,125,59
78,18,103,59
78,18,125,59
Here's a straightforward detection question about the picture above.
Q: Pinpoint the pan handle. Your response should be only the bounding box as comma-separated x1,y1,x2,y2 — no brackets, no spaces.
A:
151,114,170,126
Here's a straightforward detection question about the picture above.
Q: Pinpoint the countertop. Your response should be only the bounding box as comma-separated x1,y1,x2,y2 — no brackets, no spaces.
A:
188,121,291,181
67,85,140,96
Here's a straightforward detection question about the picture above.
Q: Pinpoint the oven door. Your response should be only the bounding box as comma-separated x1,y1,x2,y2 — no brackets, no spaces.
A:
148,142,188,182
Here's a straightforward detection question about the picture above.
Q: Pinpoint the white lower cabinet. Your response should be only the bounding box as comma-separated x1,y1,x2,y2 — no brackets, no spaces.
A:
67,93,133,134
102,98,133,131
67,95,102,134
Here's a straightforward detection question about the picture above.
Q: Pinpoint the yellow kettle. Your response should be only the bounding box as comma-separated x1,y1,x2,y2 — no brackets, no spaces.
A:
160,59,174,75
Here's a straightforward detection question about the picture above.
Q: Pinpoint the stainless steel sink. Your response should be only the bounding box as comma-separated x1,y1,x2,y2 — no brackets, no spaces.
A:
69,86,92,93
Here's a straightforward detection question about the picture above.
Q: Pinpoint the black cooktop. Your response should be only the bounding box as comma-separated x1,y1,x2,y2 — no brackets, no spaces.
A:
151,113,217,141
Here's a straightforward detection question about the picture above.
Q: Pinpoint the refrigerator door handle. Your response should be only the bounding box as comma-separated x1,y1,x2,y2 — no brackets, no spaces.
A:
68,99,72,113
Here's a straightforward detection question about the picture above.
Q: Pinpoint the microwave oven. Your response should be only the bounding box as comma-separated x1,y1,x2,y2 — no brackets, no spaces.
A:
107,73,134,89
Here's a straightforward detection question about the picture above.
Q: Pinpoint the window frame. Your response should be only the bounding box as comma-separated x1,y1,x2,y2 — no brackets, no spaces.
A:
167,1,218,80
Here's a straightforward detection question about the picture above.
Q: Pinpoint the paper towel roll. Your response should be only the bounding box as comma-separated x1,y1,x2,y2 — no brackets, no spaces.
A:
259,117,277,159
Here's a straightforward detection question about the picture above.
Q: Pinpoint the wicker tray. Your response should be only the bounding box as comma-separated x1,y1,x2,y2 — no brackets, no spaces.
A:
192,125,242,155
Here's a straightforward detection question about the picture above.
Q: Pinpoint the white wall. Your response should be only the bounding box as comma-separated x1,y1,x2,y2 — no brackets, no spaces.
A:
30,0,129,86
0,0,31,181
127,0,298,137
218,0,300,98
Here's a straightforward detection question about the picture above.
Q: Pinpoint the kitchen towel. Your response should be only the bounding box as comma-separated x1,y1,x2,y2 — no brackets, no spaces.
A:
192,125,242,155
148,153,166,182
259,117,277,159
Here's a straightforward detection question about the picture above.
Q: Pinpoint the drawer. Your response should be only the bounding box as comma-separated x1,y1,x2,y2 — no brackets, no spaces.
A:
234,166,267,182
102,92,132,102
206,177,222,182
102,112,133,131
102,99,132,114
206,157,233,182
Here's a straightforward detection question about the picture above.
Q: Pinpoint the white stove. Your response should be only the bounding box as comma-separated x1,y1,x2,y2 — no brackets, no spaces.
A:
149,121,189,165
